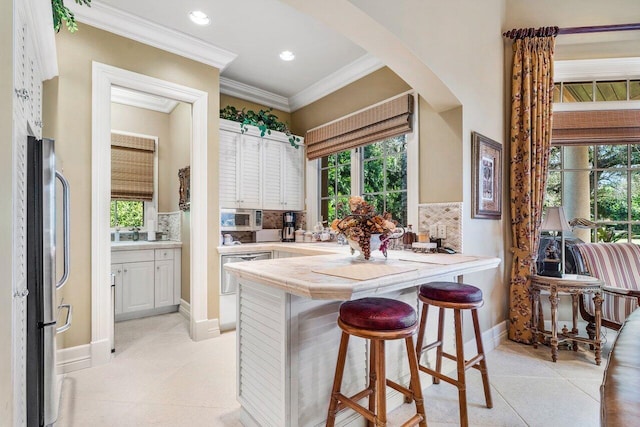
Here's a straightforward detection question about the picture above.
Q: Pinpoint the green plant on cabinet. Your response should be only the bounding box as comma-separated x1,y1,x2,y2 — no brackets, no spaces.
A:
51,0,91,33
220,105,301,148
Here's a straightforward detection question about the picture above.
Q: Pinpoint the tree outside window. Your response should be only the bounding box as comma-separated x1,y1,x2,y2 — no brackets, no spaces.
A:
544,143,640,243
320,135,408,225
110,200,144,228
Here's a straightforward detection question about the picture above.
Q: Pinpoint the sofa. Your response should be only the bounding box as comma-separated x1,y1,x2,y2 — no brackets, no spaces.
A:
574,242,640,331
600,308,640,426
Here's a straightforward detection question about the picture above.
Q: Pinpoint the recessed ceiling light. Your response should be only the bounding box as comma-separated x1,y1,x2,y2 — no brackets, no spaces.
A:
189,10,210,26
279,50,295,61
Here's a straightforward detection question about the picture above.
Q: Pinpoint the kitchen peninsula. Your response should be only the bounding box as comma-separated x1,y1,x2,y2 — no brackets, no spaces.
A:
223,246,500,427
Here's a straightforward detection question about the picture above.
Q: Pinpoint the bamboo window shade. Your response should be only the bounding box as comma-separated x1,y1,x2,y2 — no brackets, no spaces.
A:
111,133,156,201
552,110,640,145
305,94,414,160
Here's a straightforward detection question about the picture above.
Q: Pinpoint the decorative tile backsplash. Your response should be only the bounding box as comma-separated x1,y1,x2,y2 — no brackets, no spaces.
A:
418,202,463,253
262,210,306,231
158,211,182,241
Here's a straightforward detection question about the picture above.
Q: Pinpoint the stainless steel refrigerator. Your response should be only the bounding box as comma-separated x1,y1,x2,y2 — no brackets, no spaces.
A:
26,136,72,427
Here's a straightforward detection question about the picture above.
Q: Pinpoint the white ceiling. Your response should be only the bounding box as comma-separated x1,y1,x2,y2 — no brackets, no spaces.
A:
76,0,382,111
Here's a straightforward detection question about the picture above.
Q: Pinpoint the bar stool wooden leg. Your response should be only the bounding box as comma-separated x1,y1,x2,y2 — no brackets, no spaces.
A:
454,309,469,427
368,340,376,427
405,337,428,427
327,331,350,427
375,340,387,426
415,303,429,363
434,307,445,385
472,308,493,408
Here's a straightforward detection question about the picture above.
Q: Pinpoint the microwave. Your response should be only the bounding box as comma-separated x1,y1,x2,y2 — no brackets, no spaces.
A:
220,209,263,231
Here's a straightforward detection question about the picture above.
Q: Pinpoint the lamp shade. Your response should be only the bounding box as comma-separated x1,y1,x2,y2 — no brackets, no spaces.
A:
541,206,571,232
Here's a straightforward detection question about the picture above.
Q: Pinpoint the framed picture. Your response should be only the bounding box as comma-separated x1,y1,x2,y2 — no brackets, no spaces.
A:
178,166,190,211
472,132,502,219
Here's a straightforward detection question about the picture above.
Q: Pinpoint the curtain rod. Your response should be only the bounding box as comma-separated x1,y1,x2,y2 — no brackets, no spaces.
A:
503,22,640,39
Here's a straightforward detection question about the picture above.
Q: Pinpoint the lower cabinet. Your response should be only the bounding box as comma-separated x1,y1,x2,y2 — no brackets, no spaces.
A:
111,247,181,321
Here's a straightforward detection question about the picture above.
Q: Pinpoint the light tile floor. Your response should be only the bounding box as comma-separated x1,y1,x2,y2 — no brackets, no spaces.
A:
57,312,614,426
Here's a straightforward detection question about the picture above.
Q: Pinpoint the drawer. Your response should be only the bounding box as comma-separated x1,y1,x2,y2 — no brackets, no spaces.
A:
111,249,155,264
155,249,174,260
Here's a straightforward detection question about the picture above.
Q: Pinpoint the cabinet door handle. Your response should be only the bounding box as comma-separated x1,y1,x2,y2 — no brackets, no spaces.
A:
118,269,121,274
124,269,127,273
157,266,160,270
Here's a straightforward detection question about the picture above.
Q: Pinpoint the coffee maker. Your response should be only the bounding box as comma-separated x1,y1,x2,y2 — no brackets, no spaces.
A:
282,211,296,242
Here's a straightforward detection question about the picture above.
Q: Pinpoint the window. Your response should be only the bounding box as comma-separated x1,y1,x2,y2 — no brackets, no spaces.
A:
553,80,640,103
319,135,408,225
545,143,640,243
110,200,144,228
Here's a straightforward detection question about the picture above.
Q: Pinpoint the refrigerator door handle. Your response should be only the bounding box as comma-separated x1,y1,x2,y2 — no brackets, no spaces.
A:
55,171,71,289
56,303,72,334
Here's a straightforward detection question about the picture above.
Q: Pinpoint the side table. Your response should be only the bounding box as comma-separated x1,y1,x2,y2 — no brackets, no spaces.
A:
529,274,604,365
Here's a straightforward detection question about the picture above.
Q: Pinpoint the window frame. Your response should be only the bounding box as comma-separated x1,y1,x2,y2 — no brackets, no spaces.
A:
109,130,158,232
306,91,419,228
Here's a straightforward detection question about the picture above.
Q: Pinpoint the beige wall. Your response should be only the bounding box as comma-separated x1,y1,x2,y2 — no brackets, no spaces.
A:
43,23,221,349
167,103,192,302
1,1,14,420
290,67,410,135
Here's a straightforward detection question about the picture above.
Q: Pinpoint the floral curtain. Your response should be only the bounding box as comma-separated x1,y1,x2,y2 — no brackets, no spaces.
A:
506,28,557,343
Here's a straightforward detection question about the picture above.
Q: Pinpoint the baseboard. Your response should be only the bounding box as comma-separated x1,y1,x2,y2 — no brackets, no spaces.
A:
56,344,92,374
192,317,221,341
90,338,112,367
179,299,191,320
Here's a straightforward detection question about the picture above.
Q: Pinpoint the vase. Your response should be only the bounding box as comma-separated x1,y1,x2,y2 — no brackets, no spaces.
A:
347,233,388,260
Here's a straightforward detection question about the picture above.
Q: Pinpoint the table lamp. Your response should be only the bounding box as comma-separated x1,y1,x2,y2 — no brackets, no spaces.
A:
539,206,571,277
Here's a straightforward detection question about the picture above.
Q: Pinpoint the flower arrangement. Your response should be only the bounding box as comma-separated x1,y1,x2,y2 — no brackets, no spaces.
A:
330,196,400,260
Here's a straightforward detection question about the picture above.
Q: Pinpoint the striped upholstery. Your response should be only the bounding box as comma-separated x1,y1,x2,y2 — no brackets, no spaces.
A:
575,243,640,324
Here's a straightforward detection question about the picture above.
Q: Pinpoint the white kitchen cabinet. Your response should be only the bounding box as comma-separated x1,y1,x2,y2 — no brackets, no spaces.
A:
219,127,262,209
219,129,240,208
262,139,304,211
121,261,155,313
154,259,174,308
14,5,43,138
219,118,303,210
111,246,182,320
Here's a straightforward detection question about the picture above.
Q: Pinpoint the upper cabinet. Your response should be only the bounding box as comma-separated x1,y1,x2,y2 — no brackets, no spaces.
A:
219,119,304,211
14,2,58,139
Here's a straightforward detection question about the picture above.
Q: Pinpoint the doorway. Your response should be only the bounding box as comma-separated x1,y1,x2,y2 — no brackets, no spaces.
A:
109,89,192,352
91,62,212,366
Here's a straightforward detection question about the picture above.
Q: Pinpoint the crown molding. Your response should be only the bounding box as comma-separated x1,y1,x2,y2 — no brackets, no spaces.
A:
111,86,179,113
555,57,640,81
288,53,384,111
220,77,291,112
68,1,237,70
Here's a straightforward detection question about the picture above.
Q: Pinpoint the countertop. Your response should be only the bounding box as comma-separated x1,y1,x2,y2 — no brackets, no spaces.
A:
111,240,183,251
224,245,501,300
217,241,350,255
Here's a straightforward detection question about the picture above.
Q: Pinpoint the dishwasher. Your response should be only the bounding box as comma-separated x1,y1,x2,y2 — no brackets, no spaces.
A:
220,251,271,331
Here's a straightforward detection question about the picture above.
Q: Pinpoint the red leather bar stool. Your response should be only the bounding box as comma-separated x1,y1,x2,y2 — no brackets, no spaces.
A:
415,282,492,427
326,297,427,427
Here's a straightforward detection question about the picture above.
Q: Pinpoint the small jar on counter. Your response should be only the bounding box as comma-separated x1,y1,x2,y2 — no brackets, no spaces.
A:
295,227,305,243
304,231,314,243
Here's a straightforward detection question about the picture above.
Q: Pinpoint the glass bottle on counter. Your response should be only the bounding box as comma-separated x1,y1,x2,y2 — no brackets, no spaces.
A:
403,224,415,249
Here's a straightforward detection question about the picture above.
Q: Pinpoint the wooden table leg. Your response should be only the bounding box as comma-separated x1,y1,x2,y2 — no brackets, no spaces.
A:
549,286,559,363
572,294,579,351
594,292,603,366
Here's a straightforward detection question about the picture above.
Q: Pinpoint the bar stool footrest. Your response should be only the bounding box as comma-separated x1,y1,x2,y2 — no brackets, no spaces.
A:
333,392,376,422
386,379,415,401
400,413,425,427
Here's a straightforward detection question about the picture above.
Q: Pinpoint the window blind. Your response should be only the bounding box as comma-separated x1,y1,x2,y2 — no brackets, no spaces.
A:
111,133,155,201
305,94,414,160
552,110,640,145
